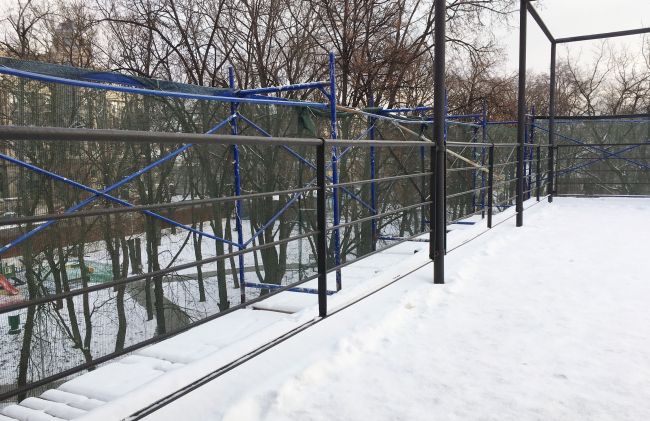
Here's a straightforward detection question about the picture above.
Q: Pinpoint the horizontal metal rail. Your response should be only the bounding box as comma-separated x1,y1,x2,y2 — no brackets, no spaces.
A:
0,125,439,149
556,169,650,172
325,230,433,274
446,142,536,148
242,282,337,295
126,257,437,421
490,161,519,169
327,202,432,231
556,27,650,44
492,178,519,189
0,187,318,226
0,231,318,315
327,172,431,189
0,125,322,146
238,81,328,96
447,208,485,224
556,143,650,148
535,113,650,121
0,259,326,402
447,166,487,172
556,157,650,160
446,186,490,200
325,139,435,148
559,182,650,185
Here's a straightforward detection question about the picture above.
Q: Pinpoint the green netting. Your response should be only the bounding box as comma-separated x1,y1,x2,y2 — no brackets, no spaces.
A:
535,120,650,196
0,59,435,398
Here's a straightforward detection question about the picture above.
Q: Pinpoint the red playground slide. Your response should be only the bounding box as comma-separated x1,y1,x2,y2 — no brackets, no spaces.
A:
0,274,19,295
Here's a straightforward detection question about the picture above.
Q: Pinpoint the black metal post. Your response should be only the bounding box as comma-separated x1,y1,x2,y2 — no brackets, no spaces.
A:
556,27,650,44
432,0,446,284
316,141,328,317
548,41,556,202
516,0,528,227
556,145,561,195
536,144,541,201
487,144,495,228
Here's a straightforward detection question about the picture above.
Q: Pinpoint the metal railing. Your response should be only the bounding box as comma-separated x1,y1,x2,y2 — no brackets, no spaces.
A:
0,126,566,404
0,126,435,402
445,141,552,229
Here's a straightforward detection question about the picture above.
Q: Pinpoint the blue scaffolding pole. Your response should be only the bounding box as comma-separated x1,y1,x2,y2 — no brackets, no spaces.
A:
238,81,329,96
236,112,374,215
370,95,377,252
529,106,535,199
329,52,342,291
0,67,330,109
482,100,487,217
2,57,460,299
229,67,247,305
0,117,239,256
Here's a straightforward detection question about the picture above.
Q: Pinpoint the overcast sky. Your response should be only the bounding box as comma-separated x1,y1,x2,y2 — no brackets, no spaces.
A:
501,0,650,73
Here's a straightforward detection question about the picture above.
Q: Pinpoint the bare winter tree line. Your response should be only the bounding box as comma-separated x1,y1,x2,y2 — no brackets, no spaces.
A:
3,0,650,116
0,0,518,108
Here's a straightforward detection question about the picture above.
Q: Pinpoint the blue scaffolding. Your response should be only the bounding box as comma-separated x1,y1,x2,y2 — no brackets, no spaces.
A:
0,54,446,303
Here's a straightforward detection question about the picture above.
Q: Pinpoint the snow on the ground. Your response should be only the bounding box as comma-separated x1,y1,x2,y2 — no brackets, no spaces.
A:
136,197,650,420
4,197,649,420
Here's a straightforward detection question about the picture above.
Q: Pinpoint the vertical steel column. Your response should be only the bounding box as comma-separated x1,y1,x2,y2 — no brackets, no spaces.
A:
316,141,328,318
329,52,342,291
473,118,478,213
548,42,557,202
524,109,528,200
370,95,377,251
536,144,541,201
529,106,535,199
432,0,446,284
481,100,487,217
556,145,561,195
516,0,528,227
487,144,495,228
444,89,448,250
230,67,246,304
420,105,427,232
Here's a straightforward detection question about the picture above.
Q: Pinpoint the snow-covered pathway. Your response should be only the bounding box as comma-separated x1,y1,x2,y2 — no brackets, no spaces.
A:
143,197,650,420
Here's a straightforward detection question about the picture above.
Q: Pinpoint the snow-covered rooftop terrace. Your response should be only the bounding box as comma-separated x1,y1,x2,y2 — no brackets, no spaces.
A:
3,197,650,420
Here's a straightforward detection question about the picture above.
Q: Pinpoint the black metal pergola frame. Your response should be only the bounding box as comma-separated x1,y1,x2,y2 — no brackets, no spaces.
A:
516,0,650,225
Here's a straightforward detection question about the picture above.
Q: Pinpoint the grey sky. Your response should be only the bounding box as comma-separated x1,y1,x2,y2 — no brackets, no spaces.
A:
502,0,650,72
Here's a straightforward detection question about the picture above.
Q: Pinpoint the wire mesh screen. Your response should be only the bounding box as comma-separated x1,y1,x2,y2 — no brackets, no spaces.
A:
0,66,432,402
483,122,549,213
534,120,650,196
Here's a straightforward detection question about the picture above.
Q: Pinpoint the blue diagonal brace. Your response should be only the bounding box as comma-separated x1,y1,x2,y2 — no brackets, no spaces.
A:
532,124,650,171
547,140,650,180
0,116,241,255
237,112,375,213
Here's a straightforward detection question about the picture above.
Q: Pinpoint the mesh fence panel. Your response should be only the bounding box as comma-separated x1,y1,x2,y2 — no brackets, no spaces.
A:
0,65,434,401
535,120,650,196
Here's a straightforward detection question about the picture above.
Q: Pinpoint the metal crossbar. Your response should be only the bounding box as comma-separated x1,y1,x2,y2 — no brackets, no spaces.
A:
533,125,650,171
0,116,241,256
